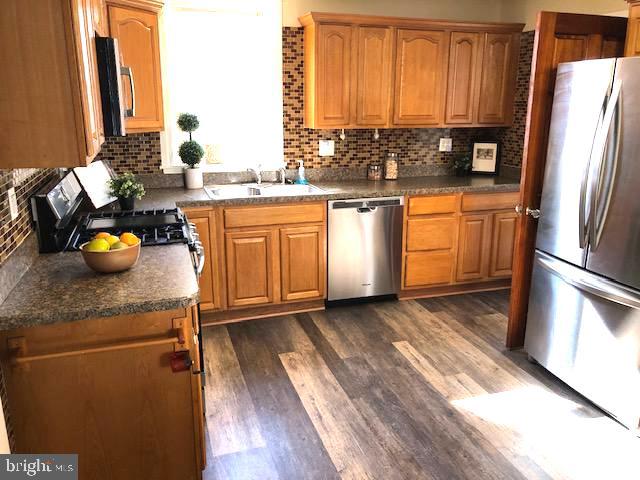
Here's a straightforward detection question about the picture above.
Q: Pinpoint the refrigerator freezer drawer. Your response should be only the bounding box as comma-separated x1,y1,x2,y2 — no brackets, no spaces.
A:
525,250,640,432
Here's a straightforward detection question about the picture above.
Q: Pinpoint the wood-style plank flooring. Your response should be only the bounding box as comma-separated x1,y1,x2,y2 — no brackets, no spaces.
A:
201,292,639,480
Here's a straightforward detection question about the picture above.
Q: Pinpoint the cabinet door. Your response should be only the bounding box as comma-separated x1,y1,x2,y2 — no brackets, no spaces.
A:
393,29,448,126
404,251,454,288
225,230,274,308
108,5,164,132
477,33,517,125
626,4,640,56
456,214,492,282
445,32,482,125
489,212,517,278
91,0,109,37
356,26,392,126
280,225,325,301
187,214,217,310
316,23,353,127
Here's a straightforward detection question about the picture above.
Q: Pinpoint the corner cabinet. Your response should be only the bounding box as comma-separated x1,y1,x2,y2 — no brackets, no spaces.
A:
107,0,165,132
401,191,519,298
1,0,105,168
299,12,523,129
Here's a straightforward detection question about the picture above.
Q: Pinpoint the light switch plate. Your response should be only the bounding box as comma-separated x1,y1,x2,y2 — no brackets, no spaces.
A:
8,187,18,221
319,140,335,157
439,138,453,152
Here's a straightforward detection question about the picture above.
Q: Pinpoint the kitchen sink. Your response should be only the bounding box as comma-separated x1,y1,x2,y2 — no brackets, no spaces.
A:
205,183,325,199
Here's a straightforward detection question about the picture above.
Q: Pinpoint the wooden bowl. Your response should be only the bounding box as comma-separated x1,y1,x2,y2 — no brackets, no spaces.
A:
80,241,141,273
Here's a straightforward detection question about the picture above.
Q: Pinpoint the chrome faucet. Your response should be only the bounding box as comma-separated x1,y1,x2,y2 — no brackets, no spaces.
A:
247,164,262,185
277,167,287,184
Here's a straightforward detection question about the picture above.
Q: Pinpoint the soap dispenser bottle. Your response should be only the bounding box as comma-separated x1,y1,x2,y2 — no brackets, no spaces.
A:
295,160,309,185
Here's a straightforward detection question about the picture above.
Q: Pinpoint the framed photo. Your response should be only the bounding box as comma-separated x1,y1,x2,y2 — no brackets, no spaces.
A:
471,141,500,175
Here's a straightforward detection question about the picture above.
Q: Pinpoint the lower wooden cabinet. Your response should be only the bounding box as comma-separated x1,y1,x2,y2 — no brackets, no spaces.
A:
456,213,492,282
405,251,454,287
225,230,275,308
489,211,517,277
0,307,204,479
280,226,325,301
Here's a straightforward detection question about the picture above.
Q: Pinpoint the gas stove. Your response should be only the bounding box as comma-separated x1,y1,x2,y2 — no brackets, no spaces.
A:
67,208,192,250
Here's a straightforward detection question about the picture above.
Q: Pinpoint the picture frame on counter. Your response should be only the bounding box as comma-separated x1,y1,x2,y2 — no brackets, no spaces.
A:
471,140,500,175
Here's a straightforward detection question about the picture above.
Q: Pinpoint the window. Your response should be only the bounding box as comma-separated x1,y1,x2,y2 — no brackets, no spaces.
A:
160,0,283,172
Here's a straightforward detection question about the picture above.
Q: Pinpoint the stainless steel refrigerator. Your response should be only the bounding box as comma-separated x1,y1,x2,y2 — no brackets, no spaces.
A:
525,56,640,433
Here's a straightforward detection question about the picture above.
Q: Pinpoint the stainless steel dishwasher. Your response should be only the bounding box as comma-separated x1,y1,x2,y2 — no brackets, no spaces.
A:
328,196,404,301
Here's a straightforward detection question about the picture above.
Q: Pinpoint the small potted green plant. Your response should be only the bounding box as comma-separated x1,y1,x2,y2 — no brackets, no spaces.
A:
177,113,205,189
108,172,145,210
453,153,472,177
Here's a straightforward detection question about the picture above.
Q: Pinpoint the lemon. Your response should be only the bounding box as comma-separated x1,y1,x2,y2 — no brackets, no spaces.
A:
85,238,110,252
106,235,120,246
110,241,129,250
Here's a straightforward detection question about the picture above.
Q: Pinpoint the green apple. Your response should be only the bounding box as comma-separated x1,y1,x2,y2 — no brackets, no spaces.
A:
110,241,129,250
85,238,110,252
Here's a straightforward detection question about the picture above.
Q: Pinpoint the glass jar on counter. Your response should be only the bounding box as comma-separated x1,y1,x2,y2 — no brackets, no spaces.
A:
385,152,398,180
367,163,383,181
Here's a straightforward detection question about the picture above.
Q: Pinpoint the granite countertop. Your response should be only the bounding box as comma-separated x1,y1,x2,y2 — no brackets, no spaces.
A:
139,175,520,209
0,244,199,331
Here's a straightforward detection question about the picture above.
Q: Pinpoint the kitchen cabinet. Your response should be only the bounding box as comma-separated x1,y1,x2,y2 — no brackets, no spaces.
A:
401,191,518,297
393,29,449,126
107,1,164,132
92,0,110,36
477,33,519,125
225,230,275,308
356,26,393,126
280,225,325,301
626,1,640,56
445,32,482,125
184,208,222,312
0,307,204,479
1,0,105,168
299,12,523,129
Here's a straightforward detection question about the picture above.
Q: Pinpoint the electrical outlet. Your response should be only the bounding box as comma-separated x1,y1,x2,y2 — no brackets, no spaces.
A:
319,140,335,157
8,187,18,221
439,138,453,152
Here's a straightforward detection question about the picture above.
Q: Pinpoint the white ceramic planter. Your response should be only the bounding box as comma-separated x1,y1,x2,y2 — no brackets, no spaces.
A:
184,166,204,189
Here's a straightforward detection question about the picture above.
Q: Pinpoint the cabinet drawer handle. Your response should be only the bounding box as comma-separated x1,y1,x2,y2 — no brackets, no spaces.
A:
8,319,188,366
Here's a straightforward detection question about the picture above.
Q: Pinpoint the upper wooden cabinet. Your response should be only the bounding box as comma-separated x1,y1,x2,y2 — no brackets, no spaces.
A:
356,27,393,126
477,33,519,125
393,29,448,126
1,0,105,168
626,1,640,56
299,12,523,129
107,1,165,132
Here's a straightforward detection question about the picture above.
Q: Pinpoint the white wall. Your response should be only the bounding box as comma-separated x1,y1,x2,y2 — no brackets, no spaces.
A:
282,0,505,26
500,0,628,30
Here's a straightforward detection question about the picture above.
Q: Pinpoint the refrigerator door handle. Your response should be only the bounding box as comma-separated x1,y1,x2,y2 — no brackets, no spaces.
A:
537,251,640,310
591,80,623,251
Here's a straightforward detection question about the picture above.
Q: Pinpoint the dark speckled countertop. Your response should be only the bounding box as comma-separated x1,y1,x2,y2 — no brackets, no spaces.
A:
138,175,520,209
0,244,199,330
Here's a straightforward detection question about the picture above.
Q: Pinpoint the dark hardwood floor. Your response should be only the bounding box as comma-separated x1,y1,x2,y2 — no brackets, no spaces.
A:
201,291,639,480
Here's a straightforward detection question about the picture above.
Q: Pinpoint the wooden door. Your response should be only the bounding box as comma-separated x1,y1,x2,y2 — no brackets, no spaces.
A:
280,225,325,301
507,13,627,348
186,213,218,311
626,2,640,56
108,5,164,132
477,33,518,125
225,230,274,308
316,23,353,127
489,212,517,278
393,29,448,126
456,214,491,282
445,32,482,124
1,309,202,480
356,26,392,126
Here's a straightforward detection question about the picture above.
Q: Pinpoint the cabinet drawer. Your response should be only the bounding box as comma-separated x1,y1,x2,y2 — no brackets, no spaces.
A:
461,192,519,212
404,251,453,287
224,203,324,229
406,217,456,252
408,195,457,216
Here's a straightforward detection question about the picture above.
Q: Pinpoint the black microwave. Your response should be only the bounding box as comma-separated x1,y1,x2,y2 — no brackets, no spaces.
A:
95,36,132,137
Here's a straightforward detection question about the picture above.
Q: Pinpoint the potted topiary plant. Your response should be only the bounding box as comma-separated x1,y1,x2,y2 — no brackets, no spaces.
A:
453,153,472,177
177,113,205,189
107,172,145,210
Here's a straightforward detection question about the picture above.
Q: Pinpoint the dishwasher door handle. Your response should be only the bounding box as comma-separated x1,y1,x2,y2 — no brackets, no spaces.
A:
357,207,376,213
